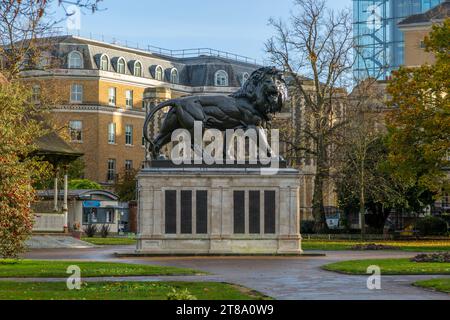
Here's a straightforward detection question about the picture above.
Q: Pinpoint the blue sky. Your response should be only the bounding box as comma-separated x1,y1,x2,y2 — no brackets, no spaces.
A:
55,0,352,62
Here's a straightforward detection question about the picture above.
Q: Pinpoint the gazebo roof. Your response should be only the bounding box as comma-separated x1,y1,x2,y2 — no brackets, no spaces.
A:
34,131,83,164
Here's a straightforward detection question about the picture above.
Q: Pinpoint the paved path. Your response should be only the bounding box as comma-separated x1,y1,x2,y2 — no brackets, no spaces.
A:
18,246,450,300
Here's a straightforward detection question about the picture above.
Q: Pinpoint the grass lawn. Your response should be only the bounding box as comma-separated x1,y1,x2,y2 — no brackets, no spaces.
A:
0,260,203,278
413,278,450,294
81,237,136,245
302,239,450,252
322,258,450,275
0,281,269,300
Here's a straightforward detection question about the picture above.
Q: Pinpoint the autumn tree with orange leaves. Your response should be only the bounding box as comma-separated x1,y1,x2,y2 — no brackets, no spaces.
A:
386,19,450,212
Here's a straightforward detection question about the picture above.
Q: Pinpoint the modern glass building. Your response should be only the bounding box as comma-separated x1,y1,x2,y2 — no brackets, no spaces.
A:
353,0,443,79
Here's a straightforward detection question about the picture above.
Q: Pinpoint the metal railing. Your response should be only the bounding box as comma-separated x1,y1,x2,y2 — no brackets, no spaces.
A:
62,30,259,65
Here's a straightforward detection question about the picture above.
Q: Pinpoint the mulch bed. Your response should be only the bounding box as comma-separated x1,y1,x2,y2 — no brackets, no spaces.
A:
410,252,450,263
350,243,400,250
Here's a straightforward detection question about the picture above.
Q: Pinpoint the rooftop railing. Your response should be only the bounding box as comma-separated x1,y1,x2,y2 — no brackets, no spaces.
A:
62,30,259,65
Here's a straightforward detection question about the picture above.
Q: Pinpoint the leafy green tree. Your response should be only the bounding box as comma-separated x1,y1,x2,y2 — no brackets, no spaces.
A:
113,170,137,201
68,179,101,190
0,82,50,258
386,19,450,211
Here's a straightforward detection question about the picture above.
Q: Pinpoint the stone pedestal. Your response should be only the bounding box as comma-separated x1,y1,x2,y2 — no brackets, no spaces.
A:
136,166,302,254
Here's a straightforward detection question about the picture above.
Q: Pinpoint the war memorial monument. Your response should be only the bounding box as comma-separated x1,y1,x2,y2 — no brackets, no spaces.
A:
136,67,302,254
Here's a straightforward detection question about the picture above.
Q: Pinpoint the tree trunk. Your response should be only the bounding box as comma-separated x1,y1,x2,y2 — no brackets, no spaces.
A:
312,137,329,233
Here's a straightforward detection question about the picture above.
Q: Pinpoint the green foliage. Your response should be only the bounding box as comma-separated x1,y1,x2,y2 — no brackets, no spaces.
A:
386,19,450,209
416,216,448,236
166,288,198,300
113,169,137,201
83,224,97,238
0,82,50,258
99,225,110,238
68,178,101,190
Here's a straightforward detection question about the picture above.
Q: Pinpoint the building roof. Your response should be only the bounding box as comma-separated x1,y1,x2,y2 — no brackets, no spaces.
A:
398,1,450,26
37,189,119,201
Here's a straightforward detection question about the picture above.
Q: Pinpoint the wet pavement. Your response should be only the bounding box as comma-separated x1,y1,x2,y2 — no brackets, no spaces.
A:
19,246,450,300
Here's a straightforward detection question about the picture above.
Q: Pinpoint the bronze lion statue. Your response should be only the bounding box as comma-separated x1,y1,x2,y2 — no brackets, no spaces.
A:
143,66,288,159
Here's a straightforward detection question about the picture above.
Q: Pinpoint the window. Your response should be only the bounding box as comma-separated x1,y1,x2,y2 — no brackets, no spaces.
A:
105,210,114,223
134,61,142,77
108,87,116,106
32,85,40,103
242,72,249,86
125,124,133,145
170,68,179,84
68,51,83,69
117,57,126,74
125,160,133,172
155,66,163,81
108,122,116,144
420,41,426,49
70,84,83,103
107,159,116,181
125,90,133,109
100,54,109,70
69,120,83,142
215,70,228,86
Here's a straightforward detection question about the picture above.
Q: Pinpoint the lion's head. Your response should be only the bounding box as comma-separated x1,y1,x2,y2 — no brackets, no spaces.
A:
232,67,288,120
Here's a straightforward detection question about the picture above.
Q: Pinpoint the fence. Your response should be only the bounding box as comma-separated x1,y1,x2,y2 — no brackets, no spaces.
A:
33,213,65,232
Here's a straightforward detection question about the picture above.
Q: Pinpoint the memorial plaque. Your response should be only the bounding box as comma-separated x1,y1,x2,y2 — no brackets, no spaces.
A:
165,190,177,234
196,190,208,234
264,190,276,234
249,190,260,234
233,190,245,234
180,190,192,234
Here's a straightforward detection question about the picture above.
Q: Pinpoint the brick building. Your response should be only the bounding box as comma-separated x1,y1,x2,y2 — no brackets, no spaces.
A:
20,35,258,185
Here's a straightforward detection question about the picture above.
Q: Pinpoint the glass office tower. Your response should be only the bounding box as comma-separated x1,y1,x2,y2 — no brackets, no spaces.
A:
353,0,443,80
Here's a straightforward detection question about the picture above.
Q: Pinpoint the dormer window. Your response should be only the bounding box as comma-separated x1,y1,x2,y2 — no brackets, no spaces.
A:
215,70,228,86
134,61,143,77
242,72,249,86
170,68,179,84
68,51,83,69
100,54,109,71
117,57,126,74
155,65,163,81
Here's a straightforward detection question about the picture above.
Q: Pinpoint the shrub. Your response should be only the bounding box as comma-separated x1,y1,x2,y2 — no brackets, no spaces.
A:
166,288,197,300
100,225,110,238
83,224,97,238
411,252,450,263
68,179,101,190
415,216,448,236
301,220,315,234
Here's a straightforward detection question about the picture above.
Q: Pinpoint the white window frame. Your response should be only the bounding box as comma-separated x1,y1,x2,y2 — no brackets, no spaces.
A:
215,70,229,86
100,54,109,71
117,57,126,74
125,124,133,145
107,159,116,181
108,122,116,144
108,87,116,106
125,160,133,172
125,90,133,109
170,68,179,84
105,210,114,223
68,51,83,69
69,120,83,142
155,65,163,81
134,61,142,77
70,84,83,103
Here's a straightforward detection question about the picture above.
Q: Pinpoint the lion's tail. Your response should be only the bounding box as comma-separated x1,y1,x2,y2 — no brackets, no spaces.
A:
143,99,176,148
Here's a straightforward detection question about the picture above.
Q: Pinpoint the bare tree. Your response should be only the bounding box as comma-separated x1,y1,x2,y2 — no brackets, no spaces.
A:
265,0,353,232
0,0,103,79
